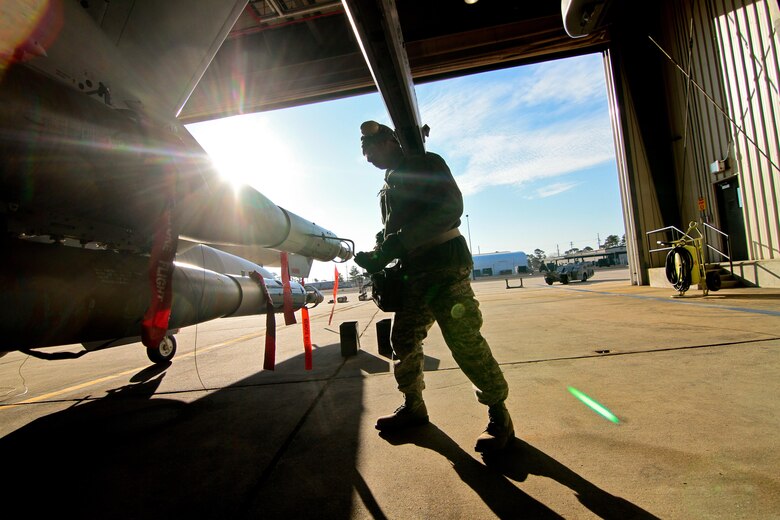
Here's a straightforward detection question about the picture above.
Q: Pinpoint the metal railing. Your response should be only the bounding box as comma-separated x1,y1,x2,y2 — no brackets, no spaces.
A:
645,220,733,276
701,221,733,276
646,224,692,261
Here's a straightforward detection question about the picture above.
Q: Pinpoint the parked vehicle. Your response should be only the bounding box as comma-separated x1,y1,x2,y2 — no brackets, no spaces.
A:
545,263,595,285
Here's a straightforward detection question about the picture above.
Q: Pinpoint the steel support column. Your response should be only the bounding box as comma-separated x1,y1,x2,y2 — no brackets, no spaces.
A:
341,0,426,155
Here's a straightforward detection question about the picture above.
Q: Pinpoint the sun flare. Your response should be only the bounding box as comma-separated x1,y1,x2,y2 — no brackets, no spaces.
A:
187,115,301,201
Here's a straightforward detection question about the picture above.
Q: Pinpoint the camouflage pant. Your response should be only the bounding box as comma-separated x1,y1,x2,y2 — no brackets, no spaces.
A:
391,265,509,406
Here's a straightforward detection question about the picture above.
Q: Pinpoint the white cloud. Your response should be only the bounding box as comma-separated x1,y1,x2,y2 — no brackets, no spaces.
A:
418,55,614,196
421,81,512,142
510,55,607,108
447,113,615,195
531,181,580,199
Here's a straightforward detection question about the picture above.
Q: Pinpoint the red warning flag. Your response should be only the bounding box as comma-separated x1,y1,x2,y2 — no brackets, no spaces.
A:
328,266,339,325
250,271,276,370
142,199,178,349
301,306,312,370
280,252,297,325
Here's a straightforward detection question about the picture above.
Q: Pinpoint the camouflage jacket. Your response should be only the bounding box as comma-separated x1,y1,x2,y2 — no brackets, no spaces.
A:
376,152,471,272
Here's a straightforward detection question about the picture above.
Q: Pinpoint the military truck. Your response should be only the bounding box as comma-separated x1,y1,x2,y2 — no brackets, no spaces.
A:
544,263,595,285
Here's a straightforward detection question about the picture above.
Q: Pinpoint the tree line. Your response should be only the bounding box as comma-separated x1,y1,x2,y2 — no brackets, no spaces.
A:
528,234,625,271
334,234,626,282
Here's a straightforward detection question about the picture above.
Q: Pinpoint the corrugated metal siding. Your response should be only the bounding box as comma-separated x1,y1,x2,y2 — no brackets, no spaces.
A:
606,0,780,284
661,0,780,260
712,0,780,260
658,0,734,258
604,49,645,284
605,48,666,285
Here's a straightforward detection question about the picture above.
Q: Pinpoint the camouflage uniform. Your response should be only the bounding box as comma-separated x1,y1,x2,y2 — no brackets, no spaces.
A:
378,152,509,406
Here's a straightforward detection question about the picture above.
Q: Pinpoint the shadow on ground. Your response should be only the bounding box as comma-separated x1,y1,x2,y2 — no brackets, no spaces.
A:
380,426,659,520
483,439,661,519
1,343,655,519
0,345,365,518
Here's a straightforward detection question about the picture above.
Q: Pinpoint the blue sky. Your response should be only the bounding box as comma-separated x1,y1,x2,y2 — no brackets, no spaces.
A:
186,53,625,281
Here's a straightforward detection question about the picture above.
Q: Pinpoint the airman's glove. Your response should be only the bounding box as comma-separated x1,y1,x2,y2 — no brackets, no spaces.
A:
380,233,405,259
354,251,387,274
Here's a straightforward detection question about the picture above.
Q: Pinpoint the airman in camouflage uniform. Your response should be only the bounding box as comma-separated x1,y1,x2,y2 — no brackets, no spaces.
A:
354,121,513,453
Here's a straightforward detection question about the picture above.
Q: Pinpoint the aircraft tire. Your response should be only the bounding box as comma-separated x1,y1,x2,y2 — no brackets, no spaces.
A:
560,274,569,285
581,273,588,282
545,278,554,285
147,335,177,364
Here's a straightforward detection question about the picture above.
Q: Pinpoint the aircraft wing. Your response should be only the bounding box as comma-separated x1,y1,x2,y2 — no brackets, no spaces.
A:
10,0,247,124
0,0,350,358
2,0,352,260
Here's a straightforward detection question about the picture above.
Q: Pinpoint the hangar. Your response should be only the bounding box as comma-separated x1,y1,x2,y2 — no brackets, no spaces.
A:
472,251,529,278
175,0,780,287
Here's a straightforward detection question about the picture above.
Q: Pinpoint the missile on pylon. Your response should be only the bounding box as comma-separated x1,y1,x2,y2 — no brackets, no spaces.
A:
0,239,320,352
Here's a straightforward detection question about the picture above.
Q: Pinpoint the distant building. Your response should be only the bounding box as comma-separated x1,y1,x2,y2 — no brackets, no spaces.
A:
550,246,628,267
305,280,356,290
471,251,528,278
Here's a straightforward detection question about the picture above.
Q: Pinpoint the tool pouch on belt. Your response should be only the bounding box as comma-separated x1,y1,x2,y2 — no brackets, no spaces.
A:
371,264,404,312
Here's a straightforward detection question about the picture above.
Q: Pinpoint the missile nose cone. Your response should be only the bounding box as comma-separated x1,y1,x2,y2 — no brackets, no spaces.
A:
24,39,48,58
305,286,324,306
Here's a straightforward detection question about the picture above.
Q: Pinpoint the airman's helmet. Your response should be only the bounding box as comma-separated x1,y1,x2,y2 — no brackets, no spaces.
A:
360,120,398,154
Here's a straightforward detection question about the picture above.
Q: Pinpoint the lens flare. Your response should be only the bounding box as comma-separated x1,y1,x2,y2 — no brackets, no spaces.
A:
450,302,466,318
567,386,620,424
0,0,56,74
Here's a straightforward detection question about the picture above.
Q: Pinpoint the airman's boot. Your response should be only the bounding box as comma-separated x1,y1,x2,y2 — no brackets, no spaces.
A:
375,393,429,431
474,401,514,453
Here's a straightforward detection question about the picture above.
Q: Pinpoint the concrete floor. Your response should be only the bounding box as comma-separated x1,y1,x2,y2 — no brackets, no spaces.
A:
1,267,778,519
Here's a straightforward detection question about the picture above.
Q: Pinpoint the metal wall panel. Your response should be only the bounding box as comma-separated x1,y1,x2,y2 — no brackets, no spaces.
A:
658,0,734,258
607,49,666,285
604,50,646,284
662,0,780,261
607,0,780,285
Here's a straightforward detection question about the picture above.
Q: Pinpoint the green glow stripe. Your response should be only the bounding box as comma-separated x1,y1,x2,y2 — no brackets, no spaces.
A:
568,386,620,423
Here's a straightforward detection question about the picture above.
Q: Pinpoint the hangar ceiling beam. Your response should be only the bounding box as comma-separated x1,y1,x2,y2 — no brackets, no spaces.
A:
341,0,426,156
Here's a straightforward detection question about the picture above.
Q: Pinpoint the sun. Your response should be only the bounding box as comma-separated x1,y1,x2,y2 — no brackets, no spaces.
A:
186,114,301,201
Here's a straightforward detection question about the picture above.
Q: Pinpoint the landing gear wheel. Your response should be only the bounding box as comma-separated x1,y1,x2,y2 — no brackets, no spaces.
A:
147,335,177,364
545,278,554,285
581,273,588,282
560,274,569,285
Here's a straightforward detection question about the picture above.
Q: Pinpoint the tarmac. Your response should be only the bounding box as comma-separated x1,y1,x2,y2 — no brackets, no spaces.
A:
1,266,779,519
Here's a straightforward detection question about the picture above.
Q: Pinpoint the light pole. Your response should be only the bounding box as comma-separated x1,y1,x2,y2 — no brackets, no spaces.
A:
465,214,473,252
466,214,475,280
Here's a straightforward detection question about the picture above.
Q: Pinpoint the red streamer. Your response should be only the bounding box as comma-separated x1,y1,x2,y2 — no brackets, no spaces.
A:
301,307,312,370
250,271,276,370
141,198,177,349
328,266,339,325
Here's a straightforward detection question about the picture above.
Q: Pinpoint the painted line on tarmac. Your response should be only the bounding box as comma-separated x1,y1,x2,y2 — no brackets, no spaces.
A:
2,302,369,409
561,287,780,317
0,331,265,408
